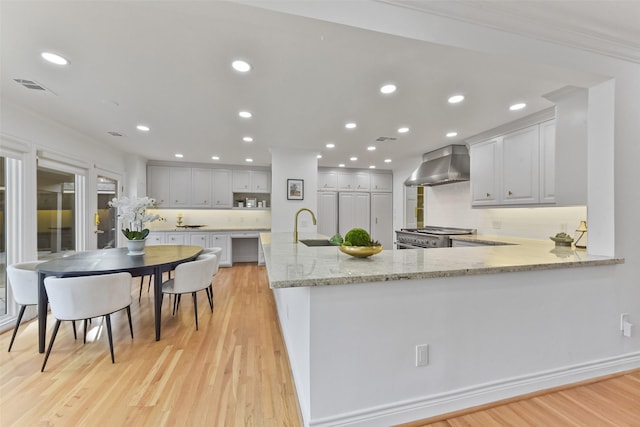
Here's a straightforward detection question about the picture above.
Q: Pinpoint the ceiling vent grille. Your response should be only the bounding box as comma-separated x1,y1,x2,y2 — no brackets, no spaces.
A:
13,78,56,94
107,131,124,137
375,136,397,142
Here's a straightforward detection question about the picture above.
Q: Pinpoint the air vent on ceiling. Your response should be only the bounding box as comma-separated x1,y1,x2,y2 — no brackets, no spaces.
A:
107,131,124,137
14,78,49,91
375,136,397,142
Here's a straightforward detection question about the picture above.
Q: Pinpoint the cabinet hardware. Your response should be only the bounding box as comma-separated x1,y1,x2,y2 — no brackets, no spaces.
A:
508,191,513,196
486,193,491,197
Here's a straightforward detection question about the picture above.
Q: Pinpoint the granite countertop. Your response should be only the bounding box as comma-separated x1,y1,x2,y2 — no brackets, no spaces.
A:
260,232,624,289
149,226,271,232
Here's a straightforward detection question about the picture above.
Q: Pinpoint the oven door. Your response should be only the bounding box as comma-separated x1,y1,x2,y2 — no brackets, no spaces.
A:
396,242,425,249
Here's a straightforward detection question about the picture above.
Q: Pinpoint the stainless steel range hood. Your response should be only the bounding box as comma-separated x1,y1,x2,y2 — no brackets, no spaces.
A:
404,144,470,186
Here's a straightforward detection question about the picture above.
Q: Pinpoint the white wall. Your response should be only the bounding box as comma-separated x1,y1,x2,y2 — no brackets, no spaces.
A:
147,208,271,230
270,147,318,233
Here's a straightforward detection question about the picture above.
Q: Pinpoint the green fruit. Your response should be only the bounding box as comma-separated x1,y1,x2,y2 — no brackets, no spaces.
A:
344,228,371,246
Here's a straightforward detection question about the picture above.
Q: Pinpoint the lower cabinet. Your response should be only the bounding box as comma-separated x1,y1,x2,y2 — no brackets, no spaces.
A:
210,233,231,267
166,233,186,245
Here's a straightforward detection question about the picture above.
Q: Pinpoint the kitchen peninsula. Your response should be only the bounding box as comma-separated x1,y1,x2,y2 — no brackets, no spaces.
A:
261,232,625,427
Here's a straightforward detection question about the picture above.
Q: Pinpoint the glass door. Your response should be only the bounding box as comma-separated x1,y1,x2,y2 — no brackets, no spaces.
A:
37,167,76,260
0,157,6,316
95,175,118,249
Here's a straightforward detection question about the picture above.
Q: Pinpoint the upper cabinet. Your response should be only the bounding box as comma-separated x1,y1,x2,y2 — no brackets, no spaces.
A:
232,170,271,193
337,171,370,191
318,170,338,191
470,120,555,207
147,165,268,208
370,173,393,192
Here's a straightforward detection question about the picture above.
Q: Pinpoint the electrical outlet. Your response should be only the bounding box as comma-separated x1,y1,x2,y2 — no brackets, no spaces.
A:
415,344,429,367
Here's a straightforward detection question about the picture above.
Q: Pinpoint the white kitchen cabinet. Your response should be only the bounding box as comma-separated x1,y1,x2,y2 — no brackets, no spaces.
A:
370,173,392,192
338,171,369,191
210,234,231,267
233,170,271,193
405,186,417,229
212,169,232,208
318,170,338,191
501,125,539,205
338,192,370,237
147,231,165,245
189,232,209,247
147,166,171,207
370,192,393,248
191,168,212,207
539,120,556,203
470,139,500,206
317,191,338,237
166,232,186,245
169,167,191,207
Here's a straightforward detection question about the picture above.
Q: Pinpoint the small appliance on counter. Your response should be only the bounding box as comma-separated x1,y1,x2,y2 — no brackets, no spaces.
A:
245,198,257,208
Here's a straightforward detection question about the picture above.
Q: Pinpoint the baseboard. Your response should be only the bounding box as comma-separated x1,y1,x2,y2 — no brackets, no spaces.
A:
308,351,640,427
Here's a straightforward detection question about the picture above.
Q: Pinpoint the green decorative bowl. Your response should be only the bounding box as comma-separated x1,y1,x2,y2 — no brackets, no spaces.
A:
339,245,383,258
550,236,573,247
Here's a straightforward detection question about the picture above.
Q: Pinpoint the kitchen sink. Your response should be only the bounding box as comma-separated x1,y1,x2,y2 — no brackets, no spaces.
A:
299,239,335,247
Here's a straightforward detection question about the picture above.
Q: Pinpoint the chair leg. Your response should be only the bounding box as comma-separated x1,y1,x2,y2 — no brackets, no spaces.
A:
147,275,152,293
41,319,62,372
104,314,115,364
7,305,27,352
192,292,199,331
172,294,178,316
126,306,134,339
138,276,144,302
206,286,214,312
72,320,77,340
83,319,88,344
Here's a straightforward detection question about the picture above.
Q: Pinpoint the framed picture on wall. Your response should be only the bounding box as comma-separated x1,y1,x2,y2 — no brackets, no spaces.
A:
287,179,304,200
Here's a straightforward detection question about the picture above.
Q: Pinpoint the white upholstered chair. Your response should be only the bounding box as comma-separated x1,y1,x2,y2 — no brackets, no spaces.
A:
6,261,45,351
161,254,217,330
41,272,134,372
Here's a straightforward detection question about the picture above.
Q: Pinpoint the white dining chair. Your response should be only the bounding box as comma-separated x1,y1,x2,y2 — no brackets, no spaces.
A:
6,261,45,351
161,255,217,330
41,272,134,372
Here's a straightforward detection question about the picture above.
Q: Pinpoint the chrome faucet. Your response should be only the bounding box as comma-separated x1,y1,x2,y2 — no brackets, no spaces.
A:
294,208,317,243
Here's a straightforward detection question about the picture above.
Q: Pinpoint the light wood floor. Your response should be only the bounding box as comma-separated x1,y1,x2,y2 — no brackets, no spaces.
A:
1,264,639,426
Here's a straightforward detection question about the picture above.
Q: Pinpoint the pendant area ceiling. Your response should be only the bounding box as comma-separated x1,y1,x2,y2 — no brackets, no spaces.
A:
1,1,630,170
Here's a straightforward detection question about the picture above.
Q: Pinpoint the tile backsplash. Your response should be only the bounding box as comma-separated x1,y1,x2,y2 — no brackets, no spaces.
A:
425,182,587,239
147,209,271,230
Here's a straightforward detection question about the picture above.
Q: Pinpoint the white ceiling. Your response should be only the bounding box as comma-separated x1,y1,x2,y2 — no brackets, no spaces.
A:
1,1,636,171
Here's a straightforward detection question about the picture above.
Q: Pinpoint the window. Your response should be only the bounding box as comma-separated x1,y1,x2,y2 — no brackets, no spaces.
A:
0,157,6,316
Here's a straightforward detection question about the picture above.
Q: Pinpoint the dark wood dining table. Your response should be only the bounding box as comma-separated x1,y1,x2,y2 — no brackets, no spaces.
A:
35,245,202,353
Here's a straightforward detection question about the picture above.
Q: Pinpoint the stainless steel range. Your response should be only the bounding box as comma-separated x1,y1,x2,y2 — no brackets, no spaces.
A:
396,226,476,249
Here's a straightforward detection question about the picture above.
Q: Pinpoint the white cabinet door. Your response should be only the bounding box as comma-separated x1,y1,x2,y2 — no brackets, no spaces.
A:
338,172,355,191
191,168,212,207
501,125,539,204
210,234,231,267
232,170,251,192
147,232,165,245
539,120,556,203
370,192,393,249
338,192,370,237
251,170,270,193
212,169,232,208
166,233,186,245
370,173,392,192
317,191,338,237
170,167,191,207
353,172,370,191
189,232,208,247
405,186,417,229
147,166,171,207
470,139,500,206
318,170,338,191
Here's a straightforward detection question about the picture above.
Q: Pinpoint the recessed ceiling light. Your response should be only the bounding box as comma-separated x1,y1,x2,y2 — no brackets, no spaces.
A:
243,136,253,142
509,103,526,111
41,52,69,65
384,159,392,163
380,84,397,94
448,94,465,104
367,146,376,151
345,122,357,129
232,60,251,72
211,156,220,160
245,158,253,163
326,143,335,148
317,154,322,159
398,127,409,133
239,111,252,118
350,157,358,161
446,131,458,138
175,153,184,158
338,164,345,168
136,125,150,132
369,165,376,169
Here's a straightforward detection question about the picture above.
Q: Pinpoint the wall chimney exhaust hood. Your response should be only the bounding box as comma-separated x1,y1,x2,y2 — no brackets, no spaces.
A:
404,144,470,186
